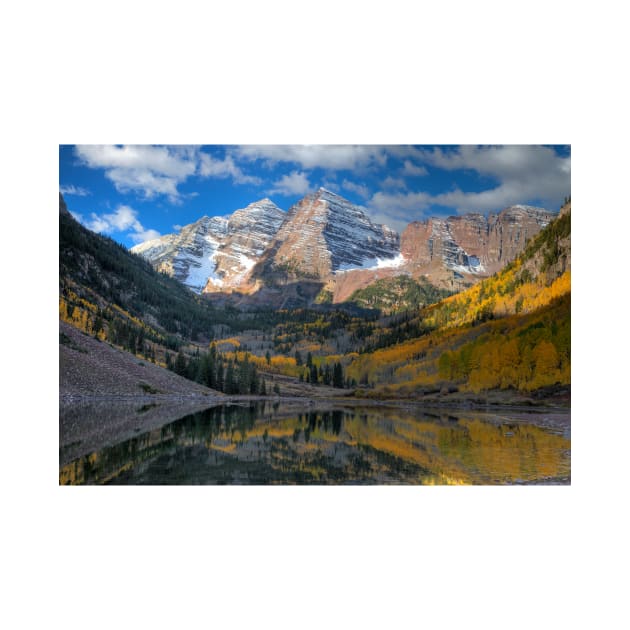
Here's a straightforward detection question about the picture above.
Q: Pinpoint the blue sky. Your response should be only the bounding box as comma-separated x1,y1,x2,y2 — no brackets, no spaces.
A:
60,145,571,248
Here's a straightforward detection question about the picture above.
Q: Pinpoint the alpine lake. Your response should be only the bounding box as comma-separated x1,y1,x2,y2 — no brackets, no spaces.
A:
59,399,570,485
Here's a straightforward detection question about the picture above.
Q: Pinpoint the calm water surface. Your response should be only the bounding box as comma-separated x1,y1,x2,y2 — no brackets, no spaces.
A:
59,402,570,485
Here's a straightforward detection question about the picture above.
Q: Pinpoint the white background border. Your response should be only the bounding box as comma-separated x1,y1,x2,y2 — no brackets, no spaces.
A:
3,1,627,628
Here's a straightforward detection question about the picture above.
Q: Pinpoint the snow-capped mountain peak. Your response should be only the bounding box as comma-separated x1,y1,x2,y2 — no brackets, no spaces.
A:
130,200,285,293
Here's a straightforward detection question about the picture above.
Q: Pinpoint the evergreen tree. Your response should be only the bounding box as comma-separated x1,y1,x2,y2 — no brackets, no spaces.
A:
208,352,217,389
249,364,259,395
174,351,187,376
265,350,271,366
325,364,333,385
295,350,302,366
237,355,249,394
93,315,103,339
187,356,200,381
216,358,224,392
310,364,318,384
193,357,205,383
306,352,313,368
225,361,236,394
333,362,344,388
127,332,136,354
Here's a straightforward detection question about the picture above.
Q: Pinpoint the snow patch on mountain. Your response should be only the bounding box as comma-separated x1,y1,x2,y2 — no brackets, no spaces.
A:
337,252,407,273
187,250,224,290
132,199,286,292
313,188,400,271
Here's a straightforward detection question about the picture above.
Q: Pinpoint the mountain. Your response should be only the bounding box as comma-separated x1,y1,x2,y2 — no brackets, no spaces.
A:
131,198,285,292
325,204,554,304
250,188,400,285
131,188,554,309
400,205,555,287
343,202,571,398
59,192,278,358
60,188,570,404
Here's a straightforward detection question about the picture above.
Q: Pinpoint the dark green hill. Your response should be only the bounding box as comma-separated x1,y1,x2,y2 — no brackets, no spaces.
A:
348,275,451,314
59,193,238,343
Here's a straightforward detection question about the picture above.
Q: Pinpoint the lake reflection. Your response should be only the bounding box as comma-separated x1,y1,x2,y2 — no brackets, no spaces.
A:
59,403,570,485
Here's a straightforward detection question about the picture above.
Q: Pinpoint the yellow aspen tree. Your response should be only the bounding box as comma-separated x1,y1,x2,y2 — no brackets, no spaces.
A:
59,299,68,322
499,338,520,389
530,340,560,388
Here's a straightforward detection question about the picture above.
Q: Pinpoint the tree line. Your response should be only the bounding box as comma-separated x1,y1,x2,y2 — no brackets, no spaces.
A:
166,346,277,396
297,351,350,388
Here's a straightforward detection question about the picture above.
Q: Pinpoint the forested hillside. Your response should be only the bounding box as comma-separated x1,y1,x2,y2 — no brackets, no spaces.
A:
60,194,277,395
59,194,351,396
348,276,451,314
59,193,243,344
60,191,570,401
343,203,571,397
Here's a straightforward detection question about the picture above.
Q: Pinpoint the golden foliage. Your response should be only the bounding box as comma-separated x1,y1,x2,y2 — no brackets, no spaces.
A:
346,290,570,395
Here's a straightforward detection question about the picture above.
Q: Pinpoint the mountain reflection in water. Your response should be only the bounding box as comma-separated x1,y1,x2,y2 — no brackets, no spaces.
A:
59,402,570,485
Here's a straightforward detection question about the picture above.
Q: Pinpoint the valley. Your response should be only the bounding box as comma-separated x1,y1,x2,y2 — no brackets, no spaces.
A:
60,189,570,403
59,175,570,485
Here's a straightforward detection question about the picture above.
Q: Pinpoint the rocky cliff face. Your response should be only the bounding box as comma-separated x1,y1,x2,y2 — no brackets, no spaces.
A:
131,215,228,292
210,199,286,290
251,188,400,284
131,189,555,303
398,205,555,288
484,206,555,272
131,199,284,292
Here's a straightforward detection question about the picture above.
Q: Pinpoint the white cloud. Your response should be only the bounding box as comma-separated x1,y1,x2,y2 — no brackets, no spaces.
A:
76,145,196,178
173,224,183,231
198,152,261,185
268,170,312,196
103,205,140,231
234,145,388,170
367,190,433,230
381,176,407,190
402,160,428,177
129,228,160,244
85,214,111,233
81,204,160,245
415,145,571,212
370,190,432,213
368,145,570,226
320,180,340,192
76,145,196,202
341,179,370,199
75,145,262,202
60,184,90,196
108,168,182,199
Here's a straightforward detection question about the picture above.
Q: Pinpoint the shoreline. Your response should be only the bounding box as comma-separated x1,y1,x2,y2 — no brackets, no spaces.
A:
60,393,569,468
